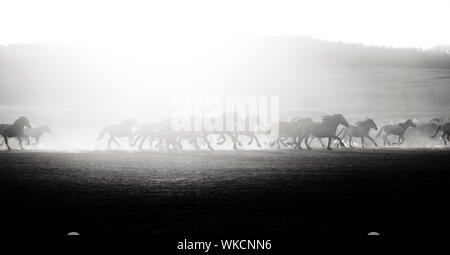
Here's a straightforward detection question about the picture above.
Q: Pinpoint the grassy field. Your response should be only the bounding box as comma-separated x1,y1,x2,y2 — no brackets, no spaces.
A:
1,149,449,237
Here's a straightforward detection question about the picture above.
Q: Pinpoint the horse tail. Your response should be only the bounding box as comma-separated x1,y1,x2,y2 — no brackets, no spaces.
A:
97,127,108,140
375,127,384,138
431,125,442,138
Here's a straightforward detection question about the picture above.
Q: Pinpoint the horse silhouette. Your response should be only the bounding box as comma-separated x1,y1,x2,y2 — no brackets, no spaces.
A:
302,114,350,150
336,119,378,149
97,118,138,150
23,125,51,145
376,119,416,145
176,130,214,151
266,117,325,149
266,120,299,149
131,122,166,150
0,116,32,150
228,115,265,148
203,112,245,150
150,119,185,152
431,122,450,145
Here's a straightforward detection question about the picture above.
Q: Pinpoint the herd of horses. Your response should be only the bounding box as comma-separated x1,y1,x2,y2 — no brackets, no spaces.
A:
0,116,51,150
1,114,450,151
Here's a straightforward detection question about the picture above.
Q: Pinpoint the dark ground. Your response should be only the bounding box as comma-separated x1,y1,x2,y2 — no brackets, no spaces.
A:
0,149,449,238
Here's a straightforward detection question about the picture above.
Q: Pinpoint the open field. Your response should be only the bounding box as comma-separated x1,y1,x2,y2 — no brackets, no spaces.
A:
1,149,450,237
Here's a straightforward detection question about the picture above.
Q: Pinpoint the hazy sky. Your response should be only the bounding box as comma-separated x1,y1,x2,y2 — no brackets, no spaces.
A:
1,0,449,49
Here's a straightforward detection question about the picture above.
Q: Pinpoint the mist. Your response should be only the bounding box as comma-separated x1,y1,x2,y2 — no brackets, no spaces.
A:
1,37,450,150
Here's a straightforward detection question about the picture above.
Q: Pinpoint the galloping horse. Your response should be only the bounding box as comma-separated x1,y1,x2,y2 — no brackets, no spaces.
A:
431,122,450,145
266,120,302,149
97,118,138,150
230,115,265,148
23,125,51,145
267,117,326,149
150,119,184,152
131,122,164,150
0,116,32,150
302,114,349,150
376,119,416,145
337,119,378,149
175,130,214,151
204,112,244,150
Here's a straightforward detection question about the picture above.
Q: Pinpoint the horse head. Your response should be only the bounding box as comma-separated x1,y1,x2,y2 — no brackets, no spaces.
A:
335,114,349,127
405,119,417,128
14,116,32,129
365,118,378,131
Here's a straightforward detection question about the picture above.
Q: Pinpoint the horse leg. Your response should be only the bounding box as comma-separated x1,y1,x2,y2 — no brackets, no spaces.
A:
395,136,401,145
291,137,299,149
230,134,238,150
304,135,311,150
392,136,400,144
308,137,314,147
348,136,354,149
247,135,253,146
171,139,181,152
107,137,114,150
216,134,226,145
270,140,276,147
112,137,121,148
367,136,378,147
203,136,214,151
441,133,447,145
360,136,365,149
327,137,332,150
286,138,296,146
335,137,342,149
254,135,262,148
148,137,155,150
138,135,147,150
276,139,281,150
280,140,288,148
156,138,164,151
334,136,345,148
18,136,25,150
3,136,12,150
168,139,179,152
235,135,243,147
295,137,304,150
384,135,391,145
398,136,405,145
131,134,141,146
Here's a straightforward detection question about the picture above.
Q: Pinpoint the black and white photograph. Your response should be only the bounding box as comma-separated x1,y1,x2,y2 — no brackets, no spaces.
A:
1,0,450,250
